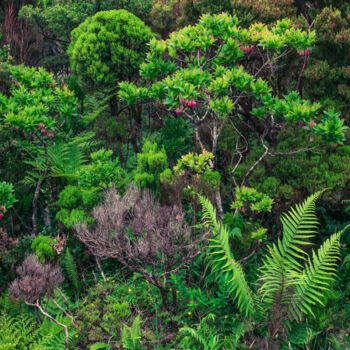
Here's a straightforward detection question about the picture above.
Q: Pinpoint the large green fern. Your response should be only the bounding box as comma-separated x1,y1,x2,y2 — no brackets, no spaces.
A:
0,302,76,350
199,195,255,317
49,140,86,182
289,228,348,320
258,191,324,310
199,191,348,344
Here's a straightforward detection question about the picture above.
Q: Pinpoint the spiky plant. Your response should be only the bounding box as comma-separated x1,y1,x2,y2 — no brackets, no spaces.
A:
199,192,349,347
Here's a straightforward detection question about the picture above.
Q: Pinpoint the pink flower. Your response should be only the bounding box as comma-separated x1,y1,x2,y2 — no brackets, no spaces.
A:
191,100,197,108
179,96,184,104
176,107,184,115
298,122,303,128
0,214,4,219
298,49,310,57
155,102,160,107
47,131,53,138
39,123,45,129
41,129,46,134
0,205,5,211
239,44,254,54
309,121,315,128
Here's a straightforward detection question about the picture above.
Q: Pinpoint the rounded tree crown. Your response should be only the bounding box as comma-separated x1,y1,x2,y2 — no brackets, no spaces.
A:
68,9,154,88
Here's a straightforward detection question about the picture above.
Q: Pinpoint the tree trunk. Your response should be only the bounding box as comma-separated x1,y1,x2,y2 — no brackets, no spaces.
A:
215,188,224,219
109,94,119,116
171,287,177,308
32,179,43,235
130,104,142,154
160,287,168,311
1,0,38,64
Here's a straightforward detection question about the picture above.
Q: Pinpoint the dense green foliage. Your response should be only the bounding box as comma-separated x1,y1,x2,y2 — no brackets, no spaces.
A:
1,2,350,349
68,9,153,89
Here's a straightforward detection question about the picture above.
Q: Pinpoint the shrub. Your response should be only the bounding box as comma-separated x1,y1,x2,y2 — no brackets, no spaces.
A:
68,9,153,89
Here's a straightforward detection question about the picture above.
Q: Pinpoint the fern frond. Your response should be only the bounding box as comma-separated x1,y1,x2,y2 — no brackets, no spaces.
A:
49,140,86,182
179,327,207,348
199,195,255,317
121,315,142,349
0,314,19,349
259,191,324,310
279,191,324,269
64,248,80,293
289,226,349,321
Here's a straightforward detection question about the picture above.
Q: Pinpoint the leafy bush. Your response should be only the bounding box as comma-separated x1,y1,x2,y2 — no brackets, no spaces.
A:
31,235,56,263
68,9,154,89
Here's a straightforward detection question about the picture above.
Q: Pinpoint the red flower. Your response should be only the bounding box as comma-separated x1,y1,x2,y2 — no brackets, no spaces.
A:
179,96,184,104
239,44,254,54
241,207,246,213
176,107,184,115
298,122,303,128
298,49,310,57
0,214,4,219
191,100,197,108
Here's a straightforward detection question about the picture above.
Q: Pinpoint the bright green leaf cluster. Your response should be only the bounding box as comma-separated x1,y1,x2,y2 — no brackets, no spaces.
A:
78,148,126,190
134,141,169,191
68,10,154,88
31,235,56,263
0,182,16,216
231,186,274,213
0,65,78,135
56,148,125,229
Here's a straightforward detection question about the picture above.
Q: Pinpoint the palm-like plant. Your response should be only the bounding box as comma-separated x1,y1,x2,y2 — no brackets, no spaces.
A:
199,192,349,347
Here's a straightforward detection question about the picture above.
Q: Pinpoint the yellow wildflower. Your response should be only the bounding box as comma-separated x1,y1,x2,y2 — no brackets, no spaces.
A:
128,288,132,292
